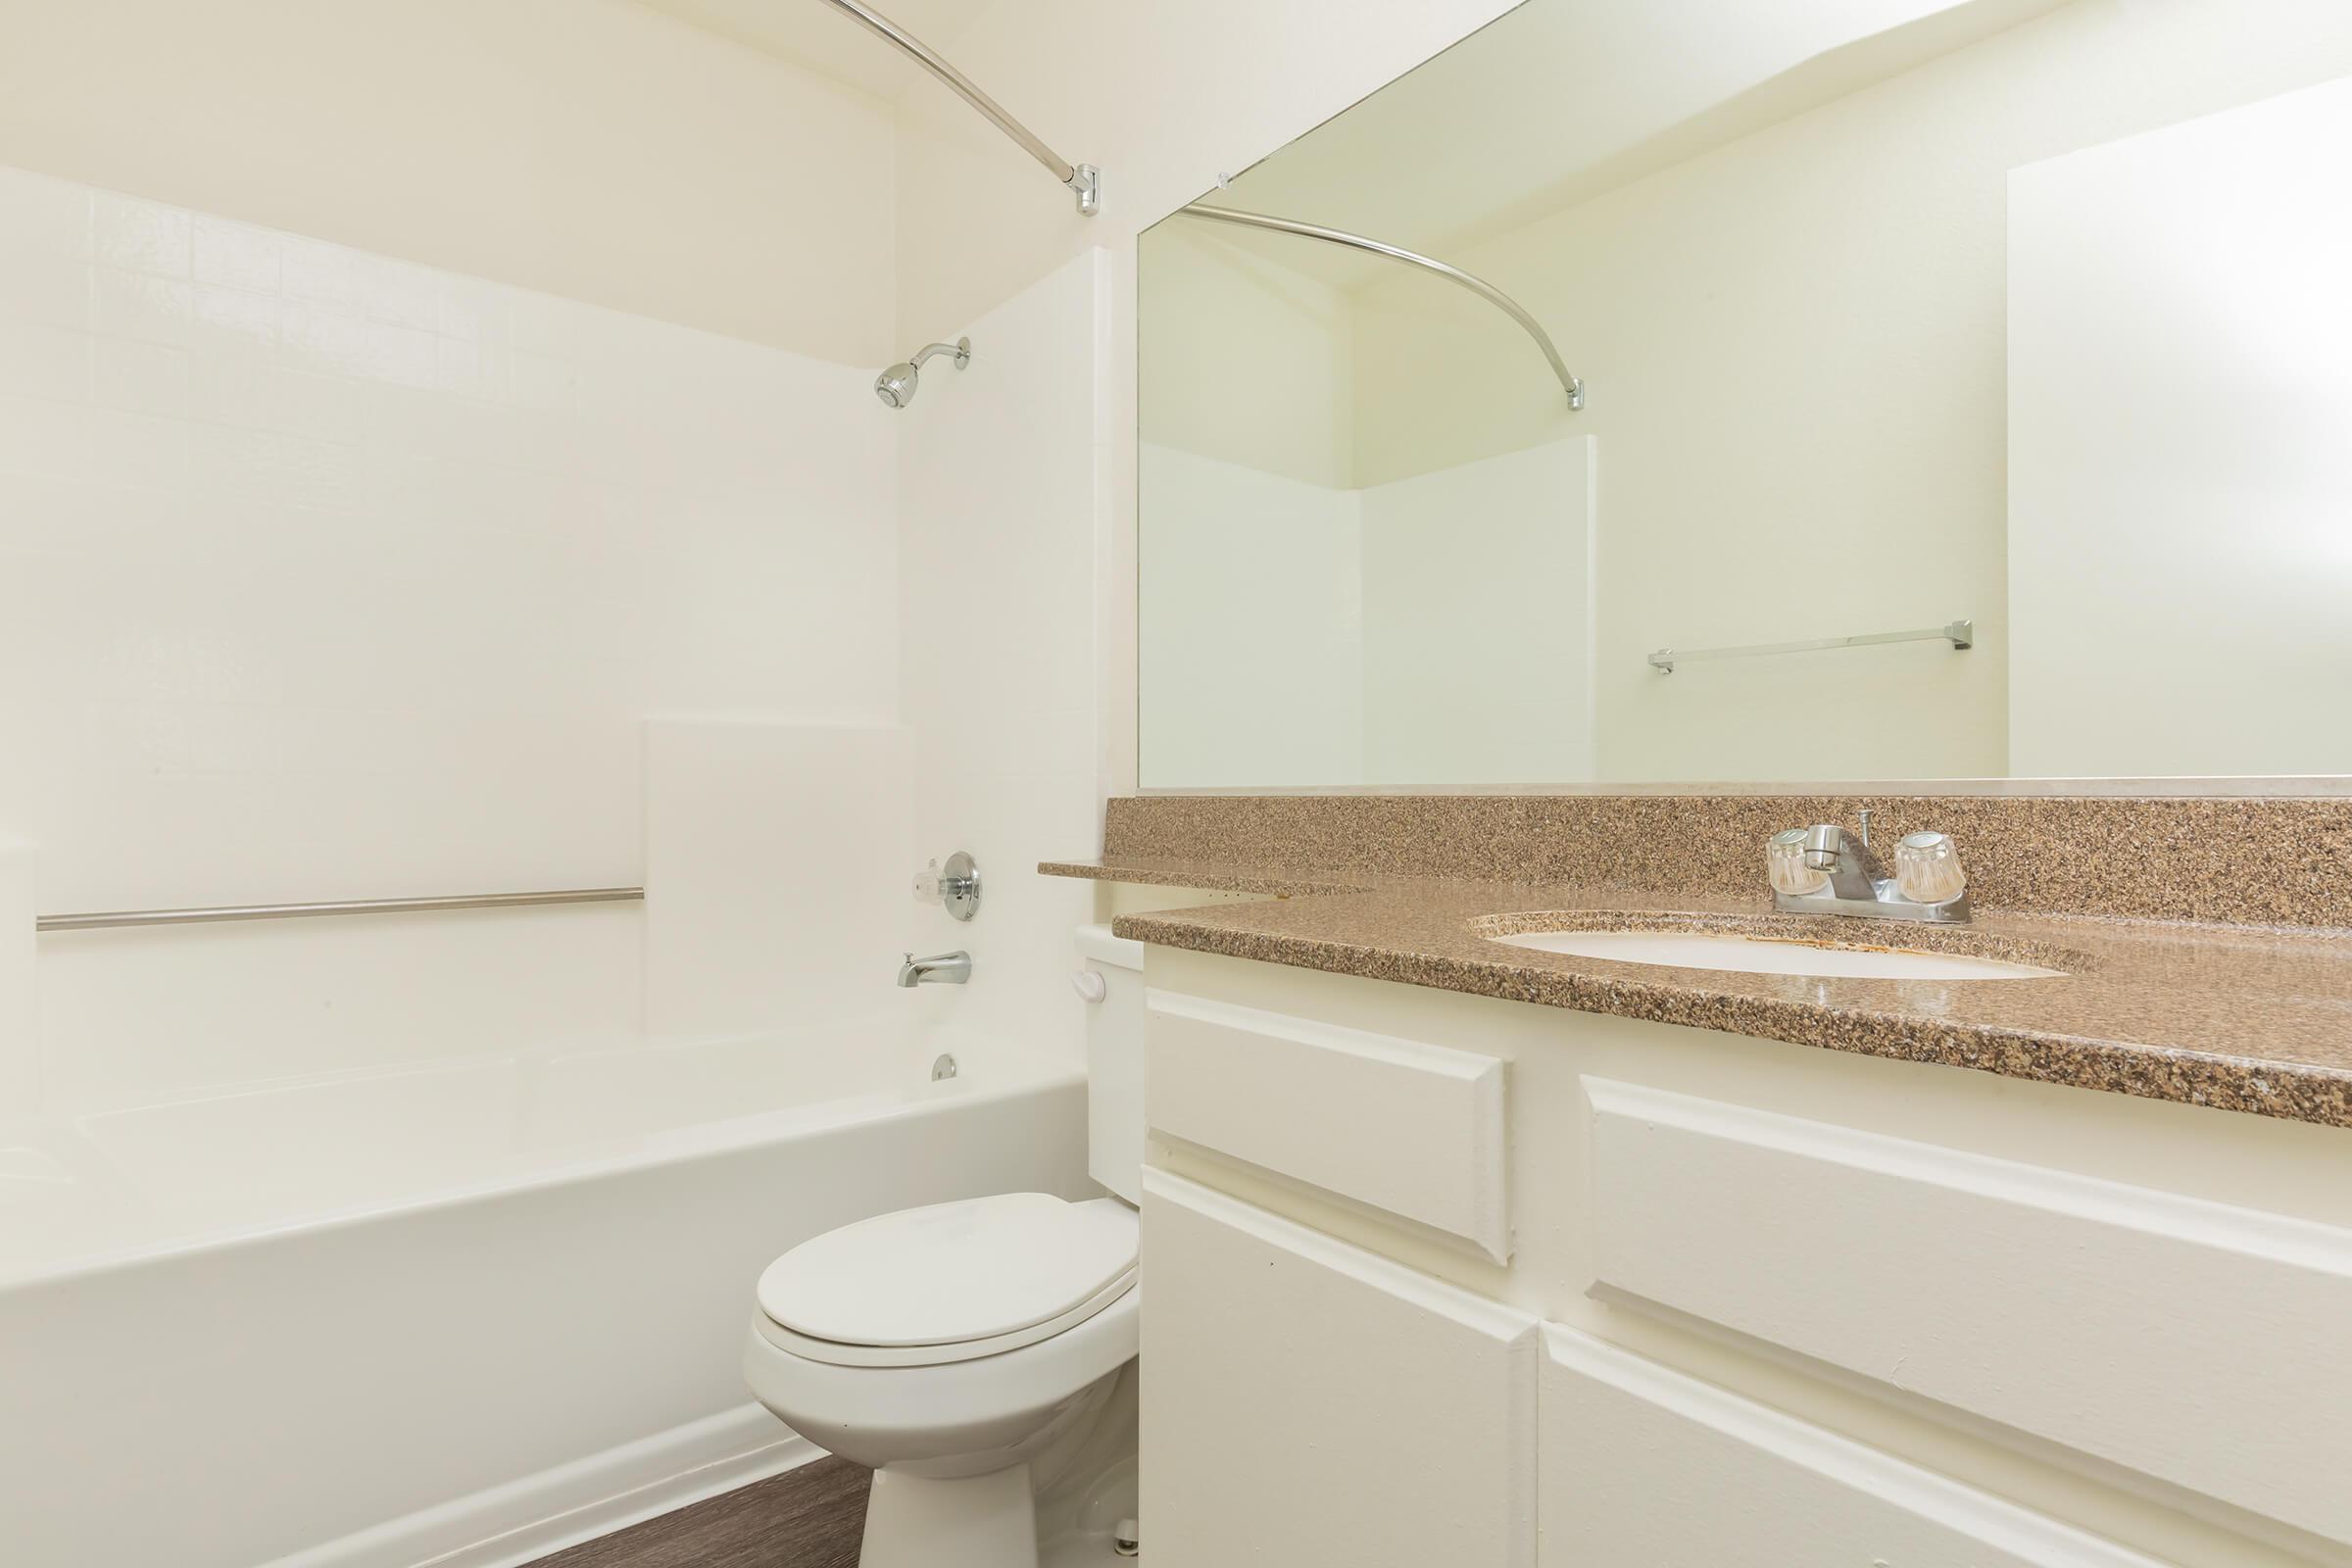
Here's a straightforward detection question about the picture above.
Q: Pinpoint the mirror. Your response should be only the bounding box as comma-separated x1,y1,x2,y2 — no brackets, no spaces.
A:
1138,0,2352,789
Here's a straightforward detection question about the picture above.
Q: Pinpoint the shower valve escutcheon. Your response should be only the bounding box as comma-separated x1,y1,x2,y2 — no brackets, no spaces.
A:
911,852,982,921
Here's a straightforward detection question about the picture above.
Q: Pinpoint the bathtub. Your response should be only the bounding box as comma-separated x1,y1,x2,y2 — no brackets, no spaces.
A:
0,1016,1088,1568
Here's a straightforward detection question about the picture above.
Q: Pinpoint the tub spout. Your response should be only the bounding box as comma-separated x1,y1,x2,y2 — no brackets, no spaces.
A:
898,950,971,987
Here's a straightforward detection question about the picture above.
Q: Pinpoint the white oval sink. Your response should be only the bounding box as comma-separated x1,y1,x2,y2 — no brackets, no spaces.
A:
1491,929,2063,980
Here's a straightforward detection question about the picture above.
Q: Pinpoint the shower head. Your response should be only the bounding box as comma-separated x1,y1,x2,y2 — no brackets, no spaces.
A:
873,336,971,409
874,364,917,409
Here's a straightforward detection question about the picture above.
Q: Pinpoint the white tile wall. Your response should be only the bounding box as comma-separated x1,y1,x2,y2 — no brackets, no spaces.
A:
643,720,912,1038
897,252,1111,1066
0,163,904,1113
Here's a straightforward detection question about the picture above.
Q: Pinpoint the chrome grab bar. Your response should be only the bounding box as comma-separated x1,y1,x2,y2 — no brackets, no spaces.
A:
36,887,644,933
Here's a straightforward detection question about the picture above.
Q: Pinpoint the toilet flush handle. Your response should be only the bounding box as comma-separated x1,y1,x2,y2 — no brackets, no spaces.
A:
1070,969,1107,1004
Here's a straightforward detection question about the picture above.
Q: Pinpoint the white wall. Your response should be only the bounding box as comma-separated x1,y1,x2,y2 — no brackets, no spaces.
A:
889,0,1522,802
1136,218,1365,788
644,722,912,1038
1338,0,2352,784
1359,439,1594,785
2008,74,2352,776
0,0,897,365
0,841,31,1121
896,252,1110,1064
1140,223,1355,491
1139,443,1365,788
1140,437,1596,789
0,164,901,1115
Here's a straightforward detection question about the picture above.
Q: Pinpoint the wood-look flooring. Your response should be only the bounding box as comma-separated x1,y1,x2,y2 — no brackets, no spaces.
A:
524,1456,871,1568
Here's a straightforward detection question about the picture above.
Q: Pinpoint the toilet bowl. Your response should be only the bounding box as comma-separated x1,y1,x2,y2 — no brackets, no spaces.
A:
744,925,1149,1566
744,1193,1140,1566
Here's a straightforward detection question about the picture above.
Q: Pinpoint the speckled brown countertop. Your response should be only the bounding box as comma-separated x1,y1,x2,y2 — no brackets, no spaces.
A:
1040,855,2352,1130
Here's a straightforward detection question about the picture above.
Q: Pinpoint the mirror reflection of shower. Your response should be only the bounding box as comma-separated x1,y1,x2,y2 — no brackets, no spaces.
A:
874,336,971,409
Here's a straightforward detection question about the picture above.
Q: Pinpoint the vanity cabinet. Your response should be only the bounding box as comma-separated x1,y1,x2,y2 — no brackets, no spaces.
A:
1143,1171,1538,1566
1137,946,2352,1568
1580,1077,2352,1548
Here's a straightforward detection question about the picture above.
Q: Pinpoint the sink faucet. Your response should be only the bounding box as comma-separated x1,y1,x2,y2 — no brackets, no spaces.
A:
1799,821,1883,901
1767,811,1970,924
898,950,972,987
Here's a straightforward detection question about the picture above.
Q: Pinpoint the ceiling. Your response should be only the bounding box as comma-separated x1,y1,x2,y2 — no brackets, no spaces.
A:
635,0,997,100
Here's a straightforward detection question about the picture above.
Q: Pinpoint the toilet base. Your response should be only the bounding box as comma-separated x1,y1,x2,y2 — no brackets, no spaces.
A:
862,1462,1040,1568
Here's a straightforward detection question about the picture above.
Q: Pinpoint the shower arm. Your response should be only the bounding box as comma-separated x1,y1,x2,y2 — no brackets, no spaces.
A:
817,0,1100,216
1178,203,1585,411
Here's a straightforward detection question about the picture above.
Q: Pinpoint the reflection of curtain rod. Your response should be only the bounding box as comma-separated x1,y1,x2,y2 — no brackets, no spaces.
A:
1179,203,1584,410
817,0,1099,215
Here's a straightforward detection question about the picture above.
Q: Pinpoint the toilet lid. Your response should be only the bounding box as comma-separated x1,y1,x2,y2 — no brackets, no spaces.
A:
757,1193,1139,1348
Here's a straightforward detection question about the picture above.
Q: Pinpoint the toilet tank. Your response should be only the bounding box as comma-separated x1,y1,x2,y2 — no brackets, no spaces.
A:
1074,923,1148,1202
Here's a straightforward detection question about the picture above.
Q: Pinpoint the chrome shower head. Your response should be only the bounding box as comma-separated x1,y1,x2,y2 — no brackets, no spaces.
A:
874,364,917,408
873,336,970,410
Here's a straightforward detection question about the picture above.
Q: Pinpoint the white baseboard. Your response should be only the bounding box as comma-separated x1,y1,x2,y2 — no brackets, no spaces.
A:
261,1404,821,1568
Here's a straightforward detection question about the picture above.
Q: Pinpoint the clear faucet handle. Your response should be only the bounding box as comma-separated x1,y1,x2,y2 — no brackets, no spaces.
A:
911,859,943,905
1894,831,1967,905
1767,828,1830,896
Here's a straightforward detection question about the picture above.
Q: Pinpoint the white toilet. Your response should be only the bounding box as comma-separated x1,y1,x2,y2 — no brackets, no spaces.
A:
744,924,1147,1567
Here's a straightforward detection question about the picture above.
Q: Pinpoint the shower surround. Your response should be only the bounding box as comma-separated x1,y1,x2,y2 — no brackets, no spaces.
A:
0,166,1106,1566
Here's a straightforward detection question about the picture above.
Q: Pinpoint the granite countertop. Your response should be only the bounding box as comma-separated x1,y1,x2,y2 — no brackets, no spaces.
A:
1040,855,2352,1130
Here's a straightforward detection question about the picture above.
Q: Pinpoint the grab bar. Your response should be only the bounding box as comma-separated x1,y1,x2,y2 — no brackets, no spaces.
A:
36,887,644,933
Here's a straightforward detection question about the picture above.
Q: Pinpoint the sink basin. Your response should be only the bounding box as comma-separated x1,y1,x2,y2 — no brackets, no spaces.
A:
1490,929,2063,980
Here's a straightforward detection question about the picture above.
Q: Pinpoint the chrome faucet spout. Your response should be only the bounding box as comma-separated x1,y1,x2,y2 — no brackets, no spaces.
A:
898,950,972,987
1801,823,1883,900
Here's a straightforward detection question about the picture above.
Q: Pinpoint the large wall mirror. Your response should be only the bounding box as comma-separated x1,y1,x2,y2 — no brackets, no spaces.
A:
1137,0,2352,789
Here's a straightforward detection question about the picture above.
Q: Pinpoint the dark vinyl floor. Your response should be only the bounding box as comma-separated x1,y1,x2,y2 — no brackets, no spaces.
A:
523,1456,871,1568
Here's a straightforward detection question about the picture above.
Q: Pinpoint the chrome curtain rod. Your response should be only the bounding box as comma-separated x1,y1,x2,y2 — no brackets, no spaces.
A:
1648,620,1975,674
1178,203,1585,411
37,887,644,933
817,0,1100,215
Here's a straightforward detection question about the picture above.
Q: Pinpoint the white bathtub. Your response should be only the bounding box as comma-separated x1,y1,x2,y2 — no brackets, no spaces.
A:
0,1016,1089,1568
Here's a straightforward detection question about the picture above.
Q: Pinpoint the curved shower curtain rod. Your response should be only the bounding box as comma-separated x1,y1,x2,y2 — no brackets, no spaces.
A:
1179,204,1585,411
817,0,1100,215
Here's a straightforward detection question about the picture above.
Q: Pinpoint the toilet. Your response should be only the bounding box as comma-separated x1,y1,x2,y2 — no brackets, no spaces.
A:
744,924,1147,1567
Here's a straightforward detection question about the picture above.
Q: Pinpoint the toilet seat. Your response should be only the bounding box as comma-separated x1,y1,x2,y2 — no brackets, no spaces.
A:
757,1193,1139,1369
756,1272,1137,1367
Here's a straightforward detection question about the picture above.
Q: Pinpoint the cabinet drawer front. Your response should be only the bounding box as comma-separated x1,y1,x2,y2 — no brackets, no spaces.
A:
1540,1326,2167,1568
1583,1078,2352,1547
1148,991,1509,1259
1145,1171,1538,1568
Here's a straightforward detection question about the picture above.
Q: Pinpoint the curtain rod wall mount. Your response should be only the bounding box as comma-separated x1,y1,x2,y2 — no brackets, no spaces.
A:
819,0,1102,216
1179,203,1585,411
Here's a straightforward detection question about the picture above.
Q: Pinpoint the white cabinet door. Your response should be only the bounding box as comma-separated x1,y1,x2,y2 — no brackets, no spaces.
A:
1582,1077,2352,1547
1141,1169,1540,1567
1540,1326,2170,1568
